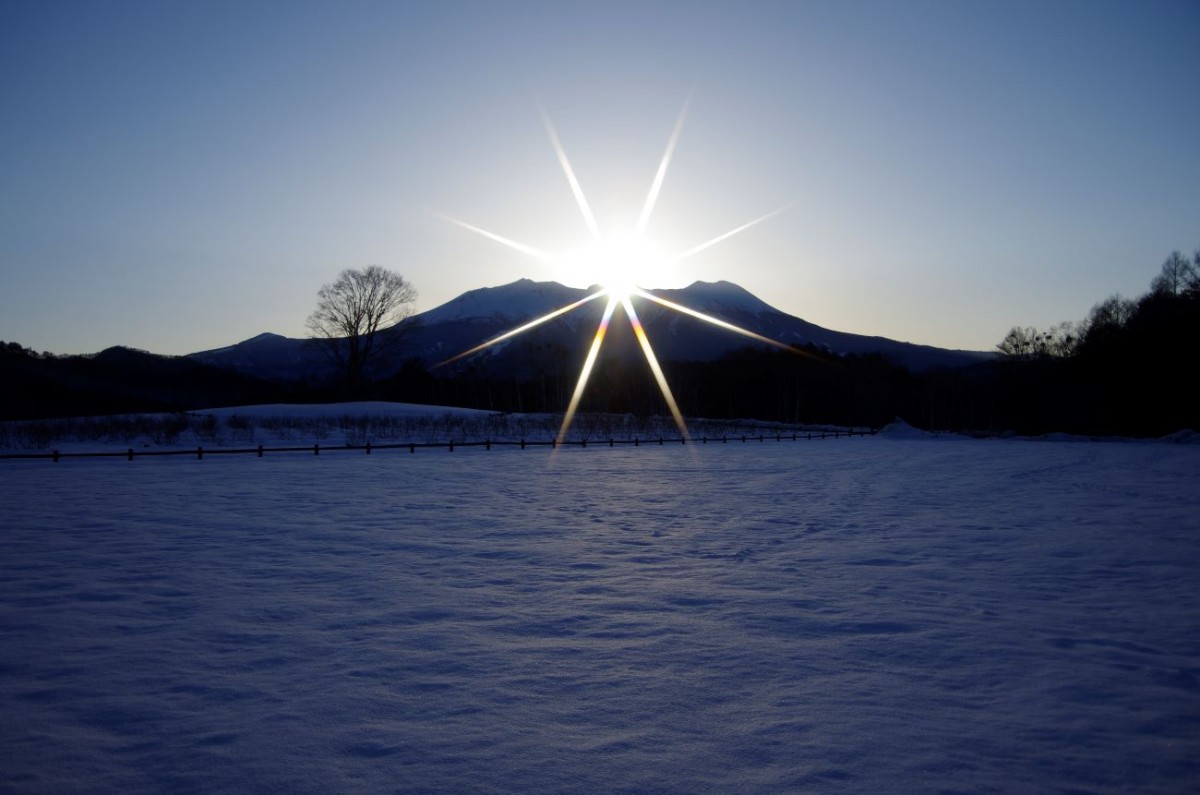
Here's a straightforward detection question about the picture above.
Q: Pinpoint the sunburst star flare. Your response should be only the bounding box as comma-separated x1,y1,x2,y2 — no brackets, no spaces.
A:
438,101,797,441
555,294,620,446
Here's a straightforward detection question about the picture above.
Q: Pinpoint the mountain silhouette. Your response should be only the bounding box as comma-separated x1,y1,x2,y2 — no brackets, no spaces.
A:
188,278,990,380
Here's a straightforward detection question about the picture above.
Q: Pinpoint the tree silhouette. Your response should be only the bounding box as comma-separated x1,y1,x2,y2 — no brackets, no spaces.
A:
1150,251,1196,298
306,265,417,395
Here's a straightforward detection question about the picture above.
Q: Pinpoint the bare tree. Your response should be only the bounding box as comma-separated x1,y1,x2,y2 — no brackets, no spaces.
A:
997,321,1082,360
1043,321,1082,358
306,265,417,394
1078,294,1135,353
996,326,1038,359
1151,250,1197,297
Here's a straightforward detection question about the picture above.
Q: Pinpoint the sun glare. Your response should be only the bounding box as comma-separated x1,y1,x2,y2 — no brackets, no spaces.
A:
438,100,797,443
563,233,667,300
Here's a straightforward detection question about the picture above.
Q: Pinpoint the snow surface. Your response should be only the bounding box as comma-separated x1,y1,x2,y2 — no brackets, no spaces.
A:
3,435,1199,793
649,280,780,316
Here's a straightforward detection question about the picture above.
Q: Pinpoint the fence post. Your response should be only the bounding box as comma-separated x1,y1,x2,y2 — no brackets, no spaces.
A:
552,438,556,449
486,440,491,451
449,440,454,452
521,439,525,449
634,437,639,446
409,443,415,454
258,444,263,458
52,450,59,463
365,442,371,455
127,448,134,461
658,437,664,446
314,444,319,456
609,438,614,447
197,446,203,460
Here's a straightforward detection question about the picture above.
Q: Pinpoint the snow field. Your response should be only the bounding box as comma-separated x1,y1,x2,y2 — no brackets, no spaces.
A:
2,436,1198,793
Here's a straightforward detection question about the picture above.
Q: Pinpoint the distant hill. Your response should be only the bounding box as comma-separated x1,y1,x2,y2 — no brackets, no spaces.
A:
189,278,991,381
0,343,287,420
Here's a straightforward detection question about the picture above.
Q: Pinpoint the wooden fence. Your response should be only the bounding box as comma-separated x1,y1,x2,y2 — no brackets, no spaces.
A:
1,429,877,463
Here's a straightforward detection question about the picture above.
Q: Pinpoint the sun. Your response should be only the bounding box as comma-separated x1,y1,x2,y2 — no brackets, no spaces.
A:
561,232,670,300
438,99,798,444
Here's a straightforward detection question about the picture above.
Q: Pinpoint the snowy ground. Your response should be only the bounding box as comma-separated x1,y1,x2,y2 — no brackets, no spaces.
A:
2,431,1199,793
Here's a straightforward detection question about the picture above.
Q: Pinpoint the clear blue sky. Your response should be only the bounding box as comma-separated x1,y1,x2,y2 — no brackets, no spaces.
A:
2,0,1197,355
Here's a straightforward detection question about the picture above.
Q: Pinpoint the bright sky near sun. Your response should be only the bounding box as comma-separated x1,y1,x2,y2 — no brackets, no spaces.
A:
1,0,1197,356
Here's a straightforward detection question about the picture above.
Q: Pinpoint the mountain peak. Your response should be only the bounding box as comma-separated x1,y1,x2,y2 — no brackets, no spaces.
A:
420,278,783,323
420,279,589,323
651,280,780,315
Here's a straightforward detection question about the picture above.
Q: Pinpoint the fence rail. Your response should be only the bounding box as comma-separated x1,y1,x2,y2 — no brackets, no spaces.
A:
2,429,877,463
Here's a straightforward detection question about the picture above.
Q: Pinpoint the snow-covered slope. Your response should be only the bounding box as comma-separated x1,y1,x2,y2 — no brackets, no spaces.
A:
419,278,591,324
650,279,781,315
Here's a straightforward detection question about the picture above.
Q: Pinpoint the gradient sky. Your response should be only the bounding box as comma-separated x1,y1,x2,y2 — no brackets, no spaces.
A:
2,0,1197,356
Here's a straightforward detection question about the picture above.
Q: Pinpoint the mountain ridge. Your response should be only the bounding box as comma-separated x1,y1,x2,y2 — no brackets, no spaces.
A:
187,278,991,379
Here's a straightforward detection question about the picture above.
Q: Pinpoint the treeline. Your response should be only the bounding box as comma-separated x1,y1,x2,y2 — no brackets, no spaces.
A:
372,345,904,428
0,344,301,420
981,249,1199,436
995,251,1198,361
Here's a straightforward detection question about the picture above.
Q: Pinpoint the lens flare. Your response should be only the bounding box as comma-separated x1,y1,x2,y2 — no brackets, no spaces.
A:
637,95,690,238
556,295,619,445
633,289,800,354
436,214,555,264
437,288,610,367
621,296,688,439
667,203,794,266
541,106,601,241
438,100,797,441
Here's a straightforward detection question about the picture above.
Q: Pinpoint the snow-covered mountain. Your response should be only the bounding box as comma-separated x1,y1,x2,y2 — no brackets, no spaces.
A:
418,279,593,325
188,278,991,379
